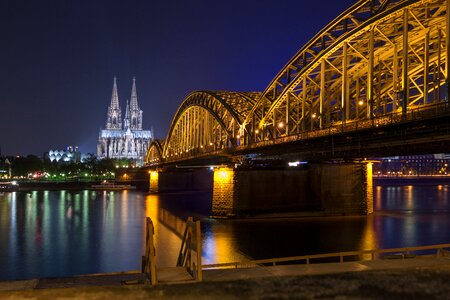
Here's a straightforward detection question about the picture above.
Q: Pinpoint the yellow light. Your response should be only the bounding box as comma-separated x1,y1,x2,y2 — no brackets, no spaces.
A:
312,113,317,118
358,100,364,106
214,168,233,183
255,129,259,134
278,122,284,128
209,142,213,146
149,171,159,193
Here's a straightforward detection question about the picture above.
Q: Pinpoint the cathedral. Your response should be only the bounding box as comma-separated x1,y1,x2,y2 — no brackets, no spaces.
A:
97,77,153,164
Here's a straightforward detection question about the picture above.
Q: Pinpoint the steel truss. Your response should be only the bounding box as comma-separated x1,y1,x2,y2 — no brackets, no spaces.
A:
148,0,450,166
151,91,258,163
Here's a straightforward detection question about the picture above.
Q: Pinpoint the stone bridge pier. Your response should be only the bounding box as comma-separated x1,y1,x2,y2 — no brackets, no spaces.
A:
149,162,373,218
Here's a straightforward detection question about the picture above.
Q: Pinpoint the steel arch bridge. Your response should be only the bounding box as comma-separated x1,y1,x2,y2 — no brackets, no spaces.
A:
147,0,450,166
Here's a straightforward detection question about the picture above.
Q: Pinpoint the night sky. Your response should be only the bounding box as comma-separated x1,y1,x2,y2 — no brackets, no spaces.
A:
0,0,356,156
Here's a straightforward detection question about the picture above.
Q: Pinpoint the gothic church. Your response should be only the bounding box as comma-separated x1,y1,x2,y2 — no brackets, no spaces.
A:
97,77,153,164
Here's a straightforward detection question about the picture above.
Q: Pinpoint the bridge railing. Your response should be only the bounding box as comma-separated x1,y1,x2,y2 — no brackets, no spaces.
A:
202,243,450,269
158,101,450,164
240,101,450,150
176,217,203,282
142,217,157,285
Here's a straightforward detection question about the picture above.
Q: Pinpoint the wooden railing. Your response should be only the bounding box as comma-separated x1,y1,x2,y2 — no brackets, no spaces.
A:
142,217,157,285
202,243,450,269
177,217,203,281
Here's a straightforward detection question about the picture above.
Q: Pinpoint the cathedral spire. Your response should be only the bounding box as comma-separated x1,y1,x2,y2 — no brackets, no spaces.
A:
110,76,120,109
130,76,139,110
105,76,122,130
129,77,143,130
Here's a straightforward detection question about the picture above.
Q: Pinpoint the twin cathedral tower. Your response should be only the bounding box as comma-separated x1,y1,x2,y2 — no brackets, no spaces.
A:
97,77,153,164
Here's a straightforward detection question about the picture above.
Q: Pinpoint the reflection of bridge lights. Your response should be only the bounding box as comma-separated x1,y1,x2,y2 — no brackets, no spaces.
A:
209,142,213,146
200,145,203,148
237,135,240,139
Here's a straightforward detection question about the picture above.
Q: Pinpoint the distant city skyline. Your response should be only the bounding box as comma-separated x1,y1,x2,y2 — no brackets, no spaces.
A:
0,0,355,156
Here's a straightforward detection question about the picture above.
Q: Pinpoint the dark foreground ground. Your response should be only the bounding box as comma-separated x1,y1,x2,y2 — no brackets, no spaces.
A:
2,266,450,300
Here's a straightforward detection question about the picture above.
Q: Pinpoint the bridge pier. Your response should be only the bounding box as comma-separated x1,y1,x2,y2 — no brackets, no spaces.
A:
211,162,373,218
148,162,373,218
149,171,159,193
148,168,213,193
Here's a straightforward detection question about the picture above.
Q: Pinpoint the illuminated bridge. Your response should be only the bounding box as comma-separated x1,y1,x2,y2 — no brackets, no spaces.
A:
144,0,450,218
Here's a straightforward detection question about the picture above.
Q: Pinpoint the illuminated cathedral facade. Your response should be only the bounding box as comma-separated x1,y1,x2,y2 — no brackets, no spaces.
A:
97,77,153,164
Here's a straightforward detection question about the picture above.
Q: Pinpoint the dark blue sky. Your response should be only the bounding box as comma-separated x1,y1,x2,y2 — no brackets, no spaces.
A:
0,0,355,156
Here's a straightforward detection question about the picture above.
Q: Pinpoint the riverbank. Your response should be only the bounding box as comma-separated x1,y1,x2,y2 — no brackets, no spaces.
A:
374,175,450,185
1,256,450,299
1,180,148,192
13,180,99,191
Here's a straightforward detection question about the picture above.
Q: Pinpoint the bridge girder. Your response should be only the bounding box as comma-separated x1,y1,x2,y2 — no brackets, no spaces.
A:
147,0,450,166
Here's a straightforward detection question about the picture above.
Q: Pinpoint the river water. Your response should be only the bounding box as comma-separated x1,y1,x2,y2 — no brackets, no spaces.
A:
1,184,450,281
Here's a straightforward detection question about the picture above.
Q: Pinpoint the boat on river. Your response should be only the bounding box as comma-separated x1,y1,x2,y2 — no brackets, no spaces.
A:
0,181,20,192
90,180,136,191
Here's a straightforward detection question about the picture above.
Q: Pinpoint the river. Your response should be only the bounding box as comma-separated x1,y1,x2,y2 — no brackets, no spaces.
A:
1,183,450,281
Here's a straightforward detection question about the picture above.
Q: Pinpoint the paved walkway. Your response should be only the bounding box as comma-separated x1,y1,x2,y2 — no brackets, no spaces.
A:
203,256,450,282
2,256,450,299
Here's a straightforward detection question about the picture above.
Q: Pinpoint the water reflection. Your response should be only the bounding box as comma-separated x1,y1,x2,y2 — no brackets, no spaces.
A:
0,190,147,280
1,183,450,281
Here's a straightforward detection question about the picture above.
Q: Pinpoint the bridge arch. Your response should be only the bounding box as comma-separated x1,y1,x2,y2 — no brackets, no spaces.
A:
245,0,450,141
162,91,259,161
145,139,165,166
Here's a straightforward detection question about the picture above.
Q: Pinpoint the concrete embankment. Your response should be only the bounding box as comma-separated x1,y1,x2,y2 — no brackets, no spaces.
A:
15,180,98,191
2,257,450,299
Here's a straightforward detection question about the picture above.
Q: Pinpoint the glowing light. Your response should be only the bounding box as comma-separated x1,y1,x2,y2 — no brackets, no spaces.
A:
366,162,374,214
358,100,364,106
149,171,159,193
278,122,284,128
209,142,213,146
312,113,317,118
214,168,233,183
255,129,260,134
288,161,307,167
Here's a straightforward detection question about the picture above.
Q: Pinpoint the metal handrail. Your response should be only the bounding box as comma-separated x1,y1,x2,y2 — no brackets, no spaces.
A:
176,217,203,281
142,217,157,285
202,243,450,269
